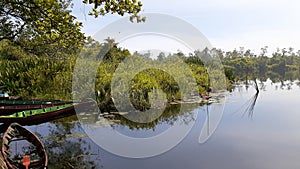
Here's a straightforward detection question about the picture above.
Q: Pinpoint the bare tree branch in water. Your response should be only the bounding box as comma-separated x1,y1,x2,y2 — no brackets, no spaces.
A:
232,80,260,119
242,79,259,118
253,79,259,93
242,91,259,118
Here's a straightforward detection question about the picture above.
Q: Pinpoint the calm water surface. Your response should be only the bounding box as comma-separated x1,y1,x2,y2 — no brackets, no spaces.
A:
26,80,300,169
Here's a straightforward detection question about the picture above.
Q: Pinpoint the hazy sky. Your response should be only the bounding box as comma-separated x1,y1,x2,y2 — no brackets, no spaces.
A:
72,0,300,54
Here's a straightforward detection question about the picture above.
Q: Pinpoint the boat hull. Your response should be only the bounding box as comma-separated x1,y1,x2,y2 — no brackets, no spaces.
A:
0,101,94,126
1,123,48,169
0,101,73,116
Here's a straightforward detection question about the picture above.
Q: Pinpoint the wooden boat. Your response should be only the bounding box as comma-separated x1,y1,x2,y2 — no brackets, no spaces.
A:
1,123,48,169
0,101,74,116
0,101,94,125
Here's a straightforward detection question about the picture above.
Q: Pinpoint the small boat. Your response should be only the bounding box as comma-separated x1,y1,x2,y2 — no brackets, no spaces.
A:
1,123,48,169
0,101,93,125
0,101,73,116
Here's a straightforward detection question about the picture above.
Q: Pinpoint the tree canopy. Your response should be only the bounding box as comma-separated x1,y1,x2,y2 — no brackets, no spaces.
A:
1,0,83,56
83,0,145,22
0,0,144,58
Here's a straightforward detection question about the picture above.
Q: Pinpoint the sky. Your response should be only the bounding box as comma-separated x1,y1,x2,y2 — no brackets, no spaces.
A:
71,0,300,55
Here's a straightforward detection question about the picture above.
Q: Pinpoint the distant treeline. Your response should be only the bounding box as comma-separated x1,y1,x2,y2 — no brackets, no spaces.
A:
220,47,300,82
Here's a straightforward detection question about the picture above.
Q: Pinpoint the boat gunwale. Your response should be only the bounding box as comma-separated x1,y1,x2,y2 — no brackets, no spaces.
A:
0,103,77,119
1,123,48,169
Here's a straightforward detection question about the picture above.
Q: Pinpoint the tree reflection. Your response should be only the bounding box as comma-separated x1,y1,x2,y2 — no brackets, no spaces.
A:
31,102,203,168
78,103,199,130
36,117,101,169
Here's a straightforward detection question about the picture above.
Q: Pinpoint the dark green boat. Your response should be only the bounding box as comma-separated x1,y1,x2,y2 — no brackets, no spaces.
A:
0,101,73,116
0,101,93,125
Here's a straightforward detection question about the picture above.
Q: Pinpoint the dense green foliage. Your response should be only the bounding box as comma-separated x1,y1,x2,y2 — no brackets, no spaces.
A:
0,40,74,100
1,0,144,57
73,39,211,111
0,0,144,102
1,0,85,58
1,36,300,109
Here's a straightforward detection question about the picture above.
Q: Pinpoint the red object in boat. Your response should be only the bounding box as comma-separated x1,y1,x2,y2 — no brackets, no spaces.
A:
22,155,30,169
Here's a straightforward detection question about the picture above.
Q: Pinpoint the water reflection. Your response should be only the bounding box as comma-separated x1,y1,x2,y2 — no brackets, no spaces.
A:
242,91,259,118
33,117,102,168
240,80,260,119
2,79,299,168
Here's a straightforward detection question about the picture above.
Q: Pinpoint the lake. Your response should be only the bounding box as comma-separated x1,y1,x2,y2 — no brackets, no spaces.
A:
25,79,300,169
